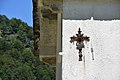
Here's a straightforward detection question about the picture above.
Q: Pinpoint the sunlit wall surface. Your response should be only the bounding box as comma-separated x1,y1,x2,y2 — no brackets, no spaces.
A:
62,19,120,80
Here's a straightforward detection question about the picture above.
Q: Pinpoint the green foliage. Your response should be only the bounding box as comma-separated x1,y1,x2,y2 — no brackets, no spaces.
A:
0,15,55,80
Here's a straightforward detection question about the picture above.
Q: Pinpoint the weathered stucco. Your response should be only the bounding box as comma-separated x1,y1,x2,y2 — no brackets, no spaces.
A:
32,2,63,77
33,0,62,55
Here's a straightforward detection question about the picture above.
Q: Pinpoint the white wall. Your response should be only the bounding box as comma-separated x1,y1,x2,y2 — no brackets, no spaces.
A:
62,19,120,80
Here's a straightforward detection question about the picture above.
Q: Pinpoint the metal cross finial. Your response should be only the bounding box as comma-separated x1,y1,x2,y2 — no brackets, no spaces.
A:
70,28,90,61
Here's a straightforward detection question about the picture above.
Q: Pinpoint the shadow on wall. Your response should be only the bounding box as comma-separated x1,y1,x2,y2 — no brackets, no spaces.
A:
63,2,120,20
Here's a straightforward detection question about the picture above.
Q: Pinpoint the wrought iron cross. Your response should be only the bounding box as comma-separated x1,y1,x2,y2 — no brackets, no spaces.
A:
70,28,90,61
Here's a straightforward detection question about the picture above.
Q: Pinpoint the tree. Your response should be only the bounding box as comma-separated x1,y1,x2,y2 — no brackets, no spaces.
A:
0,15,55,80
